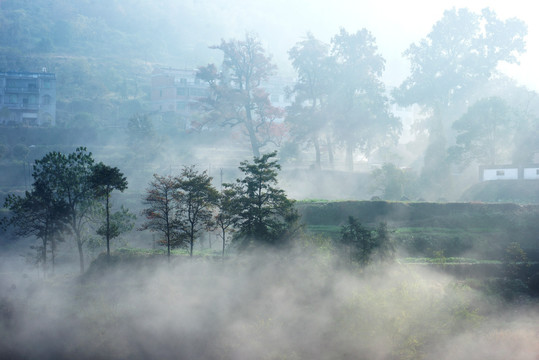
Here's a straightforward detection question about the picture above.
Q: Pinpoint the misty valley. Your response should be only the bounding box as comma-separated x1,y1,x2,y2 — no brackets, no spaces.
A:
1,0,539,359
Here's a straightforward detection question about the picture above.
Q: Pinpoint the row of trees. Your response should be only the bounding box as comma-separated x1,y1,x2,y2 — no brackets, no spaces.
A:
193,8,536,199
1,147,130,274
196,30,400,171
2,149,300,274
140,152,298,260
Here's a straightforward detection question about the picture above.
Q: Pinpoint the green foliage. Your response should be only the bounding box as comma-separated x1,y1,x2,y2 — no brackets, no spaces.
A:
329,29,401,171
502,242,529,279
140,174,185,260
2,180,69,274
213,187,240,258
393,8,527,197
450,97,517,166
286,33,331,169
31,147,96,273
370,163,418,200
226,151,299,249
89,163,129,257
95,206,134,242
175,166,219,257
339,217,395,265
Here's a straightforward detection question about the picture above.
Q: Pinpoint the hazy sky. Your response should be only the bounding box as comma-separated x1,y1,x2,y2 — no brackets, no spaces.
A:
193,0,539,91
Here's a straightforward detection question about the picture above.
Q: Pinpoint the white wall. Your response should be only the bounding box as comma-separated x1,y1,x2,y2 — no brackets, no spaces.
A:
483,168,519,181
523,167,539,180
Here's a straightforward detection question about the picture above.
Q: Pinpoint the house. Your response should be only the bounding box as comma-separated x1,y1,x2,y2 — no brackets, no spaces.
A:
0,70,56,126
480,165,539,181
150,68,209,128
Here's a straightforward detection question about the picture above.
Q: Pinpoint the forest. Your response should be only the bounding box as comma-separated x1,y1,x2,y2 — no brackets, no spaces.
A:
1,1,539,359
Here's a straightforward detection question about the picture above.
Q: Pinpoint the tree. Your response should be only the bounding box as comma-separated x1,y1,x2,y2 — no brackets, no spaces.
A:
89,162,128,258
32,147,96,273
92,205,135,253
174,166,219,257
328,28,400,171
502,242,529,280
370,163,418,200
197,33,284,157
340,216,375,265
449,97,516,166
227,151,298,249
213,187,239,258
393,8,527,194
339,217,395,265
287,33,332,169
2,180,69,276
140,174,183,261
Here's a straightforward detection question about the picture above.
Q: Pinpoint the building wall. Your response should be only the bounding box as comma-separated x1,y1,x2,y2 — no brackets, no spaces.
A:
482,165,539,181
523,167,539,180
150,68,208,126
482,168,519,181
0,71,56,126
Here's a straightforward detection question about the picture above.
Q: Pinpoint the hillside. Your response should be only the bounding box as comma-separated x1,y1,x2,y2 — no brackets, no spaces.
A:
297,200,539,259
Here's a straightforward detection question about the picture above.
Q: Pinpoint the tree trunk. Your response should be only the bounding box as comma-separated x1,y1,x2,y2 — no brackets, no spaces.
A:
326,135,334,169
106,193,110,258
222,228,226,259
166,230,170,263
77,239,85,274
313,137,321,170
42,237,47,278
245,107,260,157
345,141,354,172
51,237,56,275
190,236,194,257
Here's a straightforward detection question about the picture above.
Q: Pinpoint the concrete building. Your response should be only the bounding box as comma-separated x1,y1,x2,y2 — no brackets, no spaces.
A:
150,68,208,128
0,71,56,126
480,165,539,181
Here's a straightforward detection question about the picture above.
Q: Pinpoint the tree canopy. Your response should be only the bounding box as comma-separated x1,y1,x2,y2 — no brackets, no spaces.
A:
286,29,400,171
197,33,284,157
226,151,298,249
393,7,527,196
90,162,128,257
31,147,96,273
175,166,219,257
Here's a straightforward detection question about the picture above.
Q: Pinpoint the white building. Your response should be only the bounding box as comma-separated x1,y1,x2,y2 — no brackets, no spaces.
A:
481,165,539,181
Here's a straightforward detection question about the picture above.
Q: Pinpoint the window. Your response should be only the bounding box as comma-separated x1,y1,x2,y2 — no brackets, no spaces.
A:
43,80,51,89
6,94,18,104
6,79,19,88
496,170,505,176
177,87,188,96
189,88,207,97
536,169,539,175
42,95,51,105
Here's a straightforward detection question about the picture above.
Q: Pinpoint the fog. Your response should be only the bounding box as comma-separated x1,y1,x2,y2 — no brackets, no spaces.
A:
1,1,539,358
154,0,539,89
1,248,538,360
